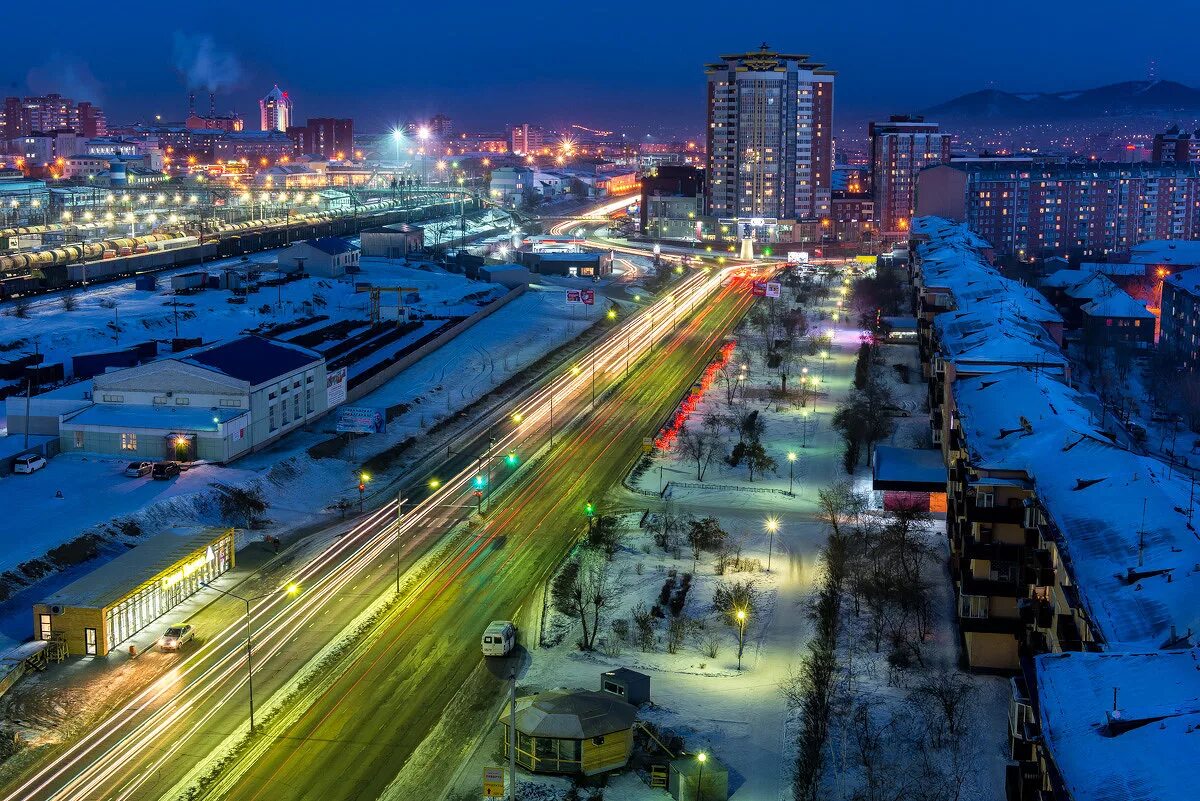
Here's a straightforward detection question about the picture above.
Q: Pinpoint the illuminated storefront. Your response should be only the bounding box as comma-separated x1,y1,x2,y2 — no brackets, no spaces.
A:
33,529,235,657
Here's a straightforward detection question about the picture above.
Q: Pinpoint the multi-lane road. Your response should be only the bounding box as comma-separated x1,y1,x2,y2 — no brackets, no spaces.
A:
1,203,763,801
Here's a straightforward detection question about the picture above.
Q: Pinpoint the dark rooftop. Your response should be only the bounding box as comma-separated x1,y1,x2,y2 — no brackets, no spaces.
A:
183,335,322,386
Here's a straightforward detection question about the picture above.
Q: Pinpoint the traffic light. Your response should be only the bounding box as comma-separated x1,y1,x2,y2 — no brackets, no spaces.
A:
584,501,595,517
506,451,518,466
473,474,486,489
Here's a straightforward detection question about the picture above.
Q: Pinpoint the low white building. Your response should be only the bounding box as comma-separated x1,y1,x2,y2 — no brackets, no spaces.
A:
277,237,360,278
59,336,328,463
489,166,535,206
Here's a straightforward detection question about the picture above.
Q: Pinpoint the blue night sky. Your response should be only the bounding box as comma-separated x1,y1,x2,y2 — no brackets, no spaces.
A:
5,0,1197,135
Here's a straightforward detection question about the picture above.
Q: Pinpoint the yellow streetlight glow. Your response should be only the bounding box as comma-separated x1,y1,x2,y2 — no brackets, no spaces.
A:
512,412,523,424
607,308,617,320
360,472,370,483
787,452,796,463
286,583,300,595
428,478,441,489
697,752,707,763
765,516,780,533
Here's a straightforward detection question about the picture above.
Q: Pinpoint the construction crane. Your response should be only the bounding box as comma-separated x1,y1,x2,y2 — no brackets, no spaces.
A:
355,285,419,325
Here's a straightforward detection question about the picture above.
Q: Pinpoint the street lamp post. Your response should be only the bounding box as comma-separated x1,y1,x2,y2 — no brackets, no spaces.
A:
735,609,747,670
764,516,779,572
202,582,299,733
696,752,707,801
358,472,370,512
786,452,797,496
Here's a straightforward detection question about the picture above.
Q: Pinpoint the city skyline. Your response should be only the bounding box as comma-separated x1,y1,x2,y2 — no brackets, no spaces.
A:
6,1,1200,132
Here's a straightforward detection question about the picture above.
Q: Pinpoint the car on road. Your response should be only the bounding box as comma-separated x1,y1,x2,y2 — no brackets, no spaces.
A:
12,453,47,474
482,620,516,657
158,624,194,651
124,461,153,477
152,461,181,480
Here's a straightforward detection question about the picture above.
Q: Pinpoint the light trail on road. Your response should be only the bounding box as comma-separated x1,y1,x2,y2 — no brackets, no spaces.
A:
4,225,752,801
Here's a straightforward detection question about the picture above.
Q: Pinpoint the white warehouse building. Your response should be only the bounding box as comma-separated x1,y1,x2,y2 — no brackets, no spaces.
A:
58,336,328,463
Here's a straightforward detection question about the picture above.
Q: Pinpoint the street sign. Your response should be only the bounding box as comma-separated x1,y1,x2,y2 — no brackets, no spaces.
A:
566,289,583,305
336,406,386,434
765,281,782,299
581,288,595,305
751,281,767,297
642,437,653,453
483,767,504,797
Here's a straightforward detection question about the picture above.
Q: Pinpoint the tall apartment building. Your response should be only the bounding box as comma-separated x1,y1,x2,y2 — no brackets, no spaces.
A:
259,85,293,132
510,124,544,155
868,115,950,235
915,159,1200,258
704,44,834,239
287,118,354,159
1,94,106,140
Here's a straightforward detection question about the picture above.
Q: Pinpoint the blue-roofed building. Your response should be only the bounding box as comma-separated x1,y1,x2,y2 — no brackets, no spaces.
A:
277,237,360,277
521,250,612,278
59,336,327,463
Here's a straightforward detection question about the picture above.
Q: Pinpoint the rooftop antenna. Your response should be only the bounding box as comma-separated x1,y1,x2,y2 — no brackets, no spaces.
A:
188,92,195,116
210,91,216,117
1149,59,1158,82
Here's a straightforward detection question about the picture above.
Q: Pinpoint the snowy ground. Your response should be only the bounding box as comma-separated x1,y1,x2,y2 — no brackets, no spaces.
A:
476,272,1008,801
0,280,605,648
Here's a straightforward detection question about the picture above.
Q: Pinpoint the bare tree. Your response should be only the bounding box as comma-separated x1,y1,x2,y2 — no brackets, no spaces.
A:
677,424,722,481
915,671,975,746
551,549,615,650
816,481,867,538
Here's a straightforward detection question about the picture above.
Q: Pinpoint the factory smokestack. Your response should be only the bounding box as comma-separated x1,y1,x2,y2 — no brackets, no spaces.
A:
188,92,195,116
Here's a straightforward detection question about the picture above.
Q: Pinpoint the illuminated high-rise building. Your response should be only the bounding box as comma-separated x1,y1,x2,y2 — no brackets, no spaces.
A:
259,85,293,132
868,115,951,235
705,44,834,240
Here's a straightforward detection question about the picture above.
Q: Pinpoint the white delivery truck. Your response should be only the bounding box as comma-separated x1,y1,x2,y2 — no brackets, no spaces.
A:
481,620,516,657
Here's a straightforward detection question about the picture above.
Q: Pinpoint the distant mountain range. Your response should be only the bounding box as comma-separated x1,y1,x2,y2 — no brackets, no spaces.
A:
922,80,1200,121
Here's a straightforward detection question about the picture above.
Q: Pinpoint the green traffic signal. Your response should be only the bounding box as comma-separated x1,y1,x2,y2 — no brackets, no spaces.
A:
506,451,518,466
584,502,595,517
473,474,486,488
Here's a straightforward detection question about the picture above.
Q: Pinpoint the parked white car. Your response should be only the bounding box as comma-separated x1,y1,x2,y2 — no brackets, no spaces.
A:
12,454,47,474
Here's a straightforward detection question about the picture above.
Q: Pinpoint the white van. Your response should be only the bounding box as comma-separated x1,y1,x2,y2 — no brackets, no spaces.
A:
482,621,516,657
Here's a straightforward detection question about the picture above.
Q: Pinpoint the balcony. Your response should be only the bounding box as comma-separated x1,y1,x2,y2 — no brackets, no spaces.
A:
966,497,1026,525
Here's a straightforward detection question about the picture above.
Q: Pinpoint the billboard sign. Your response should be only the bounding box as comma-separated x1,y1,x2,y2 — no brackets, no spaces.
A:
765,281,782,299
751,281,767,297
566,289,583,305
336,406,386,434
325,366,348,407
581,288,595,305
787,251,810,264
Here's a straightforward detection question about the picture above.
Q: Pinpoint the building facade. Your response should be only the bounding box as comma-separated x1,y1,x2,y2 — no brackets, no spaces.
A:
1152,126,1200,164
59,336,328,463
704,44,834,239
869,115,950,235
916,159,1200,258
286,118,353,159
511,124,544,156
259,85,293,132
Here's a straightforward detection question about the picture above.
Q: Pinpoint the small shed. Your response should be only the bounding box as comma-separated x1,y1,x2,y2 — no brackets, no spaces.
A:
499,689,637,776
668,754,729,801
600,667,650,706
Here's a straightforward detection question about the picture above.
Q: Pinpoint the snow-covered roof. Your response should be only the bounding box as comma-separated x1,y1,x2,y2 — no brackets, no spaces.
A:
499,690,637,739
1163,265,1200,298
953,368,1200,648
1081,291,1154,319
181,336,323,386
43,530,230,610
1129,239,1200,267
872,445,947,488
1036,650,1200,801
63,403,248,432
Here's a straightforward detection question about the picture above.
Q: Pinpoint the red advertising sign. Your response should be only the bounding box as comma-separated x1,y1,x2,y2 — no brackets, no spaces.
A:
751,281,767,297
581,289,595,305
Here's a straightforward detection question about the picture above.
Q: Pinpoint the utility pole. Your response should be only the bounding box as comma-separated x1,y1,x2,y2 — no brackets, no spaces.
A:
23,339,38,449
508,673,518,800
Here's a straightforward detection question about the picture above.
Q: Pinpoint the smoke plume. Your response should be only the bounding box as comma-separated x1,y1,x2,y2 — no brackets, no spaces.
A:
172,33,243,92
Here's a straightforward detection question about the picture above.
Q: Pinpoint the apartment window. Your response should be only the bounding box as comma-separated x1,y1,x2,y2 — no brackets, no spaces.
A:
39,614,51,640
101,394,124,403
219,399,241,407
960,594,989,619
85,627,98,656
293,396,301,419
120,433,138,451
73,430,84,448
306,389,313,414
269,405,277,432
175,397,190,405
153,396,167,405
976,491,994,508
